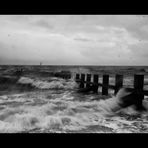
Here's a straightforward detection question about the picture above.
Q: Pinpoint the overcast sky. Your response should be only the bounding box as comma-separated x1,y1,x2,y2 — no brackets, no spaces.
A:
0,15,148,65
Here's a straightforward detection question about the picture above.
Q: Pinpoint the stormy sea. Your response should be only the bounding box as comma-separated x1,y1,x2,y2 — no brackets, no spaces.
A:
1,65,148,133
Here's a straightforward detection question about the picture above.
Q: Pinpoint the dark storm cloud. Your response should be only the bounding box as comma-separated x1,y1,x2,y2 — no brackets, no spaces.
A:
0,15,147,65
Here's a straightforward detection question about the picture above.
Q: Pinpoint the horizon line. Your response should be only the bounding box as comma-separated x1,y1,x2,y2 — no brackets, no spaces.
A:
0,64,148,67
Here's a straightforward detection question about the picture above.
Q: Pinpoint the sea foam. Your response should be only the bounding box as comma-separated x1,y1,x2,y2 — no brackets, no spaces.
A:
0,76,148,133
17,77,78,90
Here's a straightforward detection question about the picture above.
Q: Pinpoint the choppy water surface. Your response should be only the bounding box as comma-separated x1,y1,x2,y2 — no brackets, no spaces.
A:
0,65,148,133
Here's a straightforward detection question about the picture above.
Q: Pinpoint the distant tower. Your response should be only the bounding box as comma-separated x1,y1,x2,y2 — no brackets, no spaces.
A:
40,62,42,66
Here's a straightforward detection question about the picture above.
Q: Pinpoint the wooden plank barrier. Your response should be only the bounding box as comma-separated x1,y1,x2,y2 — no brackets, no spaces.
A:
93,74,99,93
75,73,148,97
134,74,144,109
86,74,91,88
80,74,85,88
76,74,80,81
102,75,109,95
115,74,123,95
134,74,144,94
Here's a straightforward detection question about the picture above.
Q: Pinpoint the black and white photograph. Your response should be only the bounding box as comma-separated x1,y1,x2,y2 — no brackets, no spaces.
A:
0,15,148,133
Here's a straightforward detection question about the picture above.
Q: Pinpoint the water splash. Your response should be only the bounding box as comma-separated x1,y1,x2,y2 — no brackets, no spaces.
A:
17,76,78,90
0,76,148,133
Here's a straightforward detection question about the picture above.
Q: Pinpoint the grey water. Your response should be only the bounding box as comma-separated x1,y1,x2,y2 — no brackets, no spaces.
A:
0,65,148,133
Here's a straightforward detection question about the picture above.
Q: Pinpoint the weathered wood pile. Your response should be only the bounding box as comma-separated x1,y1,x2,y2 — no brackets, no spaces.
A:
54,71,71,79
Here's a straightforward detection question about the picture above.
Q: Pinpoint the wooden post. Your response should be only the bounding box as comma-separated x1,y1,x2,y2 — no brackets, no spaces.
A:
134,74,144,96
102,75,109,95
80,74,85,88
115,74,123,94
76,74,80,80
93,74,99,93
86,74,91,88
134,74,144,110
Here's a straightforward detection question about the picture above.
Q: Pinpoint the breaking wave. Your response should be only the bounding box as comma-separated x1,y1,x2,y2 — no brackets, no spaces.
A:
0,88,148,133
17,77,78,90
0,75,148,133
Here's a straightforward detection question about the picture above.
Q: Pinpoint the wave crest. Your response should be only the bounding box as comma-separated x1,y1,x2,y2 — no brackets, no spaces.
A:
17,77,78,90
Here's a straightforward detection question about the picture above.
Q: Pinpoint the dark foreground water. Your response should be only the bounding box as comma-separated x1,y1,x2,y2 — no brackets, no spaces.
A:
0,65,148,133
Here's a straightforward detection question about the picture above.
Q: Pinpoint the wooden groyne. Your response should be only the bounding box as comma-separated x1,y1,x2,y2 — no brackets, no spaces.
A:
75,73,148,100
54,71,71,79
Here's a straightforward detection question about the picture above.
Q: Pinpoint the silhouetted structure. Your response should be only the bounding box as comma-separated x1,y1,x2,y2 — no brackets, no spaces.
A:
15,68,23,77
54,71,71,79
75,73,148,110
